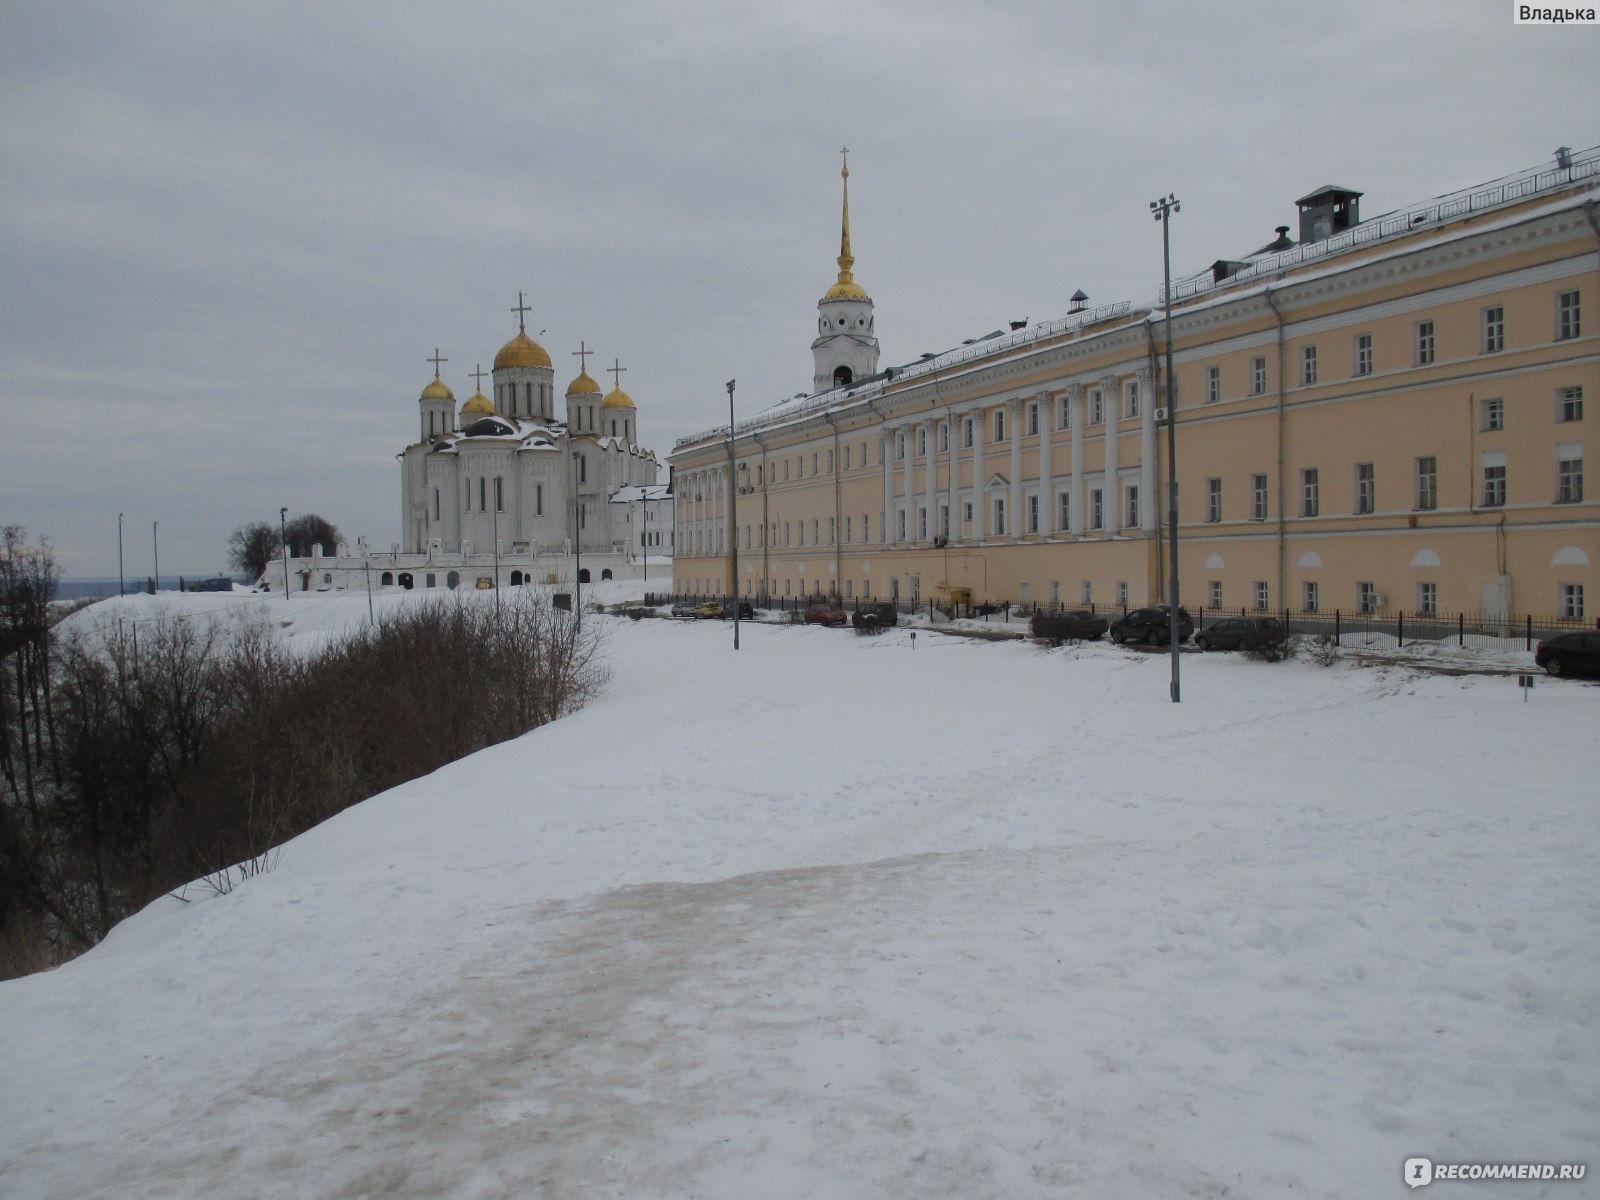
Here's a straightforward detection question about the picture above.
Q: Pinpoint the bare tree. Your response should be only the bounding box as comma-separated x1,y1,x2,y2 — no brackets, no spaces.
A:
227,521,281,582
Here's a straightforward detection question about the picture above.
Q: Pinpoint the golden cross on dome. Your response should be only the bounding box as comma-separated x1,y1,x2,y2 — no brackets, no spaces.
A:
572,341,593,375
469,363,488,391
427,348,447,378
510,292,531,332
841,145,849,176
608,358,627,390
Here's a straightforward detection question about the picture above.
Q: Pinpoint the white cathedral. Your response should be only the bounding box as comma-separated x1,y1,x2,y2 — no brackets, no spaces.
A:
267,299,671,594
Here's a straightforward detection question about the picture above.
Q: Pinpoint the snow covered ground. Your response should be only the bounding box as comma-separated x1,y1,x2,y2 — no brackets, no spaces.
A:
3,589,1596,1199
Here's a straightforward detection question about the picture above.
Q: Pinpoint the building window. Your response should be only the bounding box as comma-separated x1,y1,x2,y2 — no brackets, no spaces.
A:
1481,455,1506,507
919,508,927,539
994,497,1006,535
827,449,834,472
844,580,853,598
1357,582,1378,614
535,483,543,516
1415,320,1435,366
1560,583,1585,620
783,460,790,481
1303,580,1319,612
1205,365,1220,405
1557,290,1581,341
993,409,1007,442
1417,582,1438,617
1028,403,1040,436
1557,386,1584,423
963,417,974,448
1059,395,1072,428
1207,580,1222,608
1481,397,1505,431
1253,581,1269,611
1081,580,1093,605
1301,468,1320,517
1050,581,1060,605
479,477,487,511
896,510,905,540
844,515,852,543
1125,380,1140,418
1251,356,1266,395
1089,489,1104,529
1300,345,1317,386
1205,478,1221,523
1415,456,1437,511
1483,306,1504,354
1251,474,1268,520
842,446,850,470
828,516,835,544
916,430,925,457
1116,580,1128,606
896,435,904,461
433,488,440,521
493,476,504,512
1125,485,1140,528
1355,463,1375,514
940,423,949,451
1089,389,1104,424
1355,333,1373,377
1557,453,1583,503
940,504,950,536
1058,492,1070,530
1027,494,1039,533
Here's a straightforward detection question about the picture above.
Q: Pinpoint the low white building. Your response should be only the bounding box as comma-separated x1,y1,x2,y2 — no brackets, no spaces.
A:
262,310,675,595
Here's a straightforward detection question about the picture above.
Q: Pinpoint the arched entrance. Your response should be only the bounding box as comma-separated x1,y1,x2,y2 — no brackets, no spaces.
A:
577,568,591,583
398,572,414,590
510,570,524,586
446,570,460,589
600,568,613,581
380,572,394,586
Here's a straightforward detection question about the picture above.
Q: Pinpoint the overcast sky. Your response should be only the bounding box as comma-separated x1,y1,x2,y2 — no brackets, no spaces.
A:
1,0,1591,578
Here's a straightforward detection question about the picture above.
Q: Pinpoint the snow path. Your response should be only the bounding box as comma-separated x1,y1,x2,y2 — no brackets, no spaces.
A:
2,597,1596,1199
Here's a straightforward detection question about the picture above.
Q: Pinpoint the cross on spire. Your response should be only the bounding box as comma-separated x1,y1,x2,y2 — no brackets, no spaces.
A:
608,358,627,390
841,145,849,176
510,291,531,332
427,348,447,379
469,363,488,392
572,340,593,376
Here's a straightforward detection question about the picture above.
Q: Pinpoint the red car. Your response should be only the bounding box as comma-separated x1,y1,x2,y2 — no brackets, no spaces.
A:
803,603,847,626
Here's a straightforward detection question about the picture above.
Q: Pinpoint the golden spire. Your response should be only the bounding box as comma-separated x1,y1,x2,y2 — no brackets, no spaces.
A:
822,146,870,303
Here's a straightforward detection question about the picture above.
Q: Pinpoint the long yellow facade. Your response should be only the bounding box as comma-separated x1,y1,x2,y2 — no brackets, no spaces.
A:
672,151,1599,623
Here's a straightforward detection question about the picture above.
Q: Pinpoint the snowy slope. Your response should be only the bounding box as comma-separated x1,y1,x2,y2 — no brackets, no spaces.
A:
2,593,1596,1199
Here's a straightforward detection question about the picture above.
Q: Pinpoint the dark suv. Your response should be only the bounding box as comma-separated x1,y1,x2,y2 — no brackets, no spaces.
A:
1194,616,1287,653
1109,606,1193,646
1535,631,1600,677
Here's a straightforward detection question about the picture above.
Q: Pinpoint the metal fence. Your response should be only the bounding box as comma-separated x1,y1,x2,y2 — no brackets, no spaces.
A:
643,592,1588,650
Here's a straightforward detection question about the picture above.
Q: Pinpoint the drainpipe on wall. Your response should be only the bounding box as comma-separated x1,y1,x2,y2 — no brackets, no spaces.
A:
1264,287,1288,611
823,410,844,593
753,430,770,596
1143,321,1165,602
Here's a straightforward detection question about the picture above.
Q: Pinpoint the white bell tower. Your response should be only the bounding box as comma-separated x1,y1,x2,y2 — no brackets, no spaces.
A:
812,148,880,394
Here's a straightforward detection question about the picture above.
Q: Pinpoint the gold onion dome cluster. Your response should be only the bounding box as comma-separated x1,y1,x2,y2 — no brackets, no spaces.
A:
421,377,454,401
494,327,552,370
460,390,494,415
567,369,602,395
602,385,635,409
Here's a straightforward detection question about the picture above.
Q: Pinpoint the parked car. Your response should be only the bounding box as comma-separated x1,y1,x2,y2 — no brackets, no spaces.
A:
1534,631,1600,677
1108,605,1193,646
722,599,754,620
803,602,848,627
670,600,698,618
1194,616,1287,653
693,601,724,619
852,602,899,629
1030,609,1108,642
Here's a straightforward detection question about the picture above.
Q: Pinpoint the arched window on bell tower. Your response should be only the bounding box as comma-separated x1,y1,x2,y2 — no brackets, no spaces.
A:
833,366,853,387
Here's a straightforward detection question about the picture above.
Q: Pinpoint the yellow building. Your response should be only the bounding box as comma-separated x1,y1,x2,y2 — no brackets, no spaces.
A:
671,148,1598,624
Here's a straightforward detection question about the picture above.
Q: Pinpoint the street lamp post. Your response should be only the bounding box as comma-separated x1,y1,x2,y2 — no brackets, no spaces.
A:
571,452,582,622
727,379,739,651
492,502,500,613
152,521,160,595
280,507,290,599
118,512,125,597
1151,192,1182,703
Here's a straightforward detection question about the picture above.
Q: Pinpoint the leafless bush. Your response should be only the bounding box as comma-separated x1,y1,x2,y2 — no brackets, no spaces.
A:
1302,632,1341,667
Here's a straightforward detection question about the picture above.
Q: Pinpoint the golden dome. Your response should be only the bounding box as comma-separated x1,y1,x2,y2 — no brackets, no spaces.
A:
822,278,871,303
421,377,454,401
460,390,494,415
494,328,552,370
602,386,636,409
567,369,602,395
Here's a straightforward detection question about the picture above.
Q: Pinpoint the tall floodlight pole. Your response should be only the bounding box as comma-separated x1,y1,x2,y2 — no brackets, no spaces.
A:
280,507,290,599
1151,193,1182,703
571,452,582,623
152,521,160,594
727,379,739,651
118,512,125,596
492,503,500,613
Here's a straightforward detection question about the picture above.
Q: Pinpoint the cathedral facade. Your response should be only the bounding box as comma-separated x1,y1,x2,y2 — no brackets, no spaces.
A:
265,302,672,594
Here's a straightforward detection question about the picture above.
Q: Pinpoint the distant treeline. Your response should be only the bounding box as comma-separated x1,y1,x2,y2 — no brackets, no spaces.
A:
0,525,608,978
